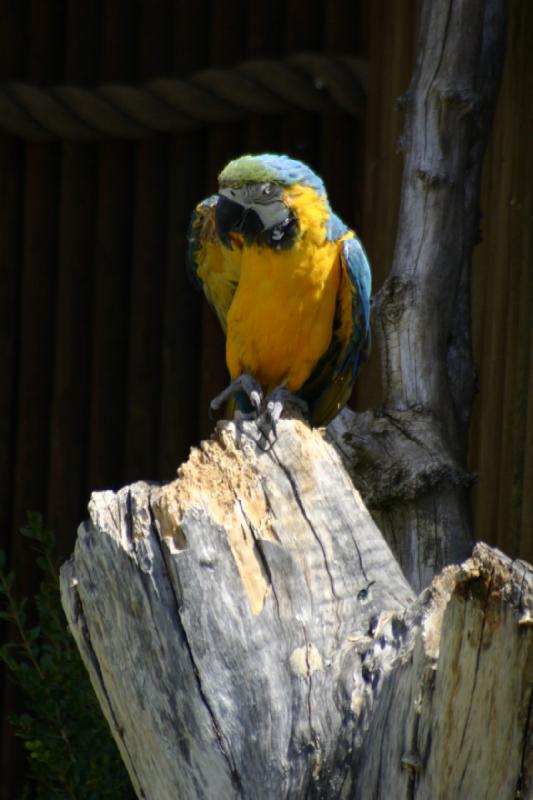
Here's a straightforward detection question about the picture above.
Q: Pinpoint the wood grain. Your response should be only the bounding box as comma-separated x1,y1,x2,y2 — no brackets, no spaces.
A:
61,417,532,799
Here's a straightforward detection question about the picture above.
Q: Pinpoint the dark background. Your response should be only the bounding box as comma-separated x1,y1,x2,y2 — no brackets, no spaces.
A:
0,0,531,795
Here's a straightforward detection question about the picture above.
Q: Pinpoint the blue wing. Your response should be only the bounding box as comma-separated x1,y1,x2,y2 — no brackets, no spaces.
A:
300,235,372,426
339,236,372,363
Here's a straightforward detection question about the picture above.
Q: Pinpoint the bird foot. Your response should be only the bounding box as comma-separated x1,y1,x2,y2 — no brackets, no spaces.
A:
210,377,308,450
256,386,309,448
209,373,263,419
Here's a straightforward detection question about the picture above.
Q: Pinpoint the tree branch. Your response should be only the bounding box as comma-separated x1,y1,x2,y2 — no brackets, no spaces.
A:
332,0,507,589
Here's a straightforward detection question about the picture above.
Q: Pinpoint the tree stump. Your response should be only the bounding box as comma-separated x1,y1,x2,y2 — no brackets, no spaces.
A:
60,418,532,799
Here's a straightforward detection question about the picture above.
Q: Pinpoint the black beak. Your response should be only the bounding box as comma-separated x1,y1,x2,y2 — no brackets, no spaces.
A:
216,195,244,241
216,195,264,244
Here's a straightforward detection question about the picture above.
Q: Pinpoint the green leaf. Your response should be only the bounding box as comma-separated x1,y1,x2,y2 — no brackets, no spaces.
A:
35,556,49,571
4,512,135,798
28,626,41,642
1,570,15,592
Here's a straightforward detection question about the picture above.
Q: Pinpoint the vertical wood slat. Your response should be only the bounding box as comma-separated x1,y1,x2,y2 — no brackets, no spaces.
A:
0,4,26,557
47,2,100,558
157,0,210,477
244,0,283,151
88,140,134,490
197,0,249,440
0,5,28,795
46,153,97,553
322,0,363,412
322,0,359,225
517,11,533,561
3,6,64,797
122,0,173,485
87,1,138,492
360,0,420,282
352,0,371,232
243,0,285,295
10,6,63,592
520,302,533,563
123,139,168,483
470,0,533,560
471,57,513,541
499,0,533,563
495,1,530,555
281,0,322,165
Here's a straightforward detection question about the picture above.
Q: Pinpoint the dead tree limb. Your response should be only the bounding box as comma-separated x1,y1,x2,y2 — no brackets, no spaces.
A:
60,419,532,799
329,0,507,590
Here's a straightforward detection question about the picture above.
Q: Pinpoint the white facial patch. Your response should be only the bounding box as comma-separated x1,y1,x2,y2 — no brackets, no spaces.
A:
219,186,290,230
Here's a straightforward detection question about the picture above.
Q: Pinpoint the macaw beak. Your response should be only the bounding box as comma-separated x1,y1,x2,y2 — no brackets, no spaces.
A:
216,194,263,243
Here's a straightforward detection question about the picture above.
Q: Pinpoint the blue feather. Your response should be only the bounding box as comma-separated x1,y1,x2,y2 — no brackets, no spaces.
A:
326,212,349,242
341,237,372,337
299,235,372,424
258,154,327,194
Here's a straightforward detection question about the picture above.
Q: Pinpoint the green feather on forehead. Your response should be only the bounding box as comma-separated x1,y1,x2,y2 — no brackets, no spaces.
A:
218,154,327,194
218,156,279,187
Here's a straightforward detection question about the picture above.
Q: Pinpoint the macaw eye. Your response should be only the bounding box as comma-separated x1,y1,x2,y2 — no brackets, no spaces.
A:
261,184,273,197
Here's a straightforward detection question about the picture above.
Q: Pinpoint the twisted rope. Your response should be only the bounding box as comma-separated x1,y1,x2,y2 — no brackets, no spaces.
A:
0,52,367,142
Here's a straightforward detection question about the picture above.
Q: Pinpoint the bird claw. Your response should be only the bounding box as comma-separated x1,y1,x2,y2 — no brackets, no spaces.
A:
249,390,262,414
209,373,264,419
255,387,309,449
210,376,308,450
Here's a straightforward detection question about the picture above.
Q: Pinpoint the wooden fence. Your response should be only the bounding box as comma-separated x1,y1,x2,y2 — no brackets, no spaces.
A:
0,1,531,796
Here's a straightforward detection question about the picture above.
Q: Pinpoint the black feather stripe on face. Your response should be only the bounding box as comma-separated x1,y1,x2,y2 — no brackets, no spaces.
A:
216,193,298,250
258,212,298,250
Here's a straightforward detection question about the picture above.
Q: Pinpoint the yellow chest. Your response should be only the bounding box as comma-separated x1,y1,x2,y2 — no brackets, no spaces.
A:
226,238,341,392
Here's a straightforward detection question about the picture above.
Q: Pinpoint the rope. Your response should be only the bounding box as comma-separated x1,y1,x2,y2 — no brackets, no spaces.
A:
0,52,367,142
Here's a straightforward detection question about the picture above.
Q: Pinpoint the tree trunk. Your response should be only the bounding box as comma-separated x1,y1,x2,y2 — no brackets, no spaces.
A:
60,418,532,800
329,0,506,591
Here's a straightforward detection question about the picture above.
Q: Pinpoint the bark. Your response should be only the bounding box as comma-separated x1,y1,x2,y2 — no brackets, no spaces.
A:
60,418,533,800
332,0,506,590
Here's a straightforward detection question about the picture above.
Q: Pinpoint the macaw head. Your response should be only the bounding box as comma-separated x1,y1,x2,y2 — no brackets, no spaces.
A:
215,153,328,249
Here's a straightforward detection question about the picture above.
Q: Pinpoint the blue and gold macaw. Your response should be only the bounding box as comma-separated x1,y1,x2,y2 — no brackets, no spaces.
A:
188,153,371,429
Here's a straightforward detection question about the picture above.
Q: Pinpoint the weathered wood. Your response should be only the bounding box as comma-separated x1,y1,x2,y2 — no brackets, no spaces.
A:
328,408,474,592
351,541,533,799
60,418,532,800
335,0,507,591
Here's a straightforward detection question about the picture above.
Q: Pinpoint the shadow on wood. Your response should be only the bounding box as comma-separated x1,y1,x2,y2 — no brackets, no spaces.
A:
60,418,532,799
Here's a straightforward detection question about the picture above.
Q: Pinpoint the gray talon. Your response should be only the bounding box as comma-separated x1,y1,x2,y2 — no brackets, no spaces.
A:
255,387,309,447
250,390,262,412
210,376,308,449
209,373,264,419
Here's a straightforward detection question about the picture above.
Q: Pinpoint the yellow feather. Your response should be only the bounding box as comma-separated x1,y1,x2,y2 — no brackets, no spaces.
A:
194,185,357,404
194,205,241,332
226,186,343,392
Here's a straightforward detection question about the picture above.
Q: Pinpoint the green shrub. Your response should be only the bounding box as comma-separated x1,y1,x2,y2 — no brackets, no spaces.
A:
0,513,135,800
